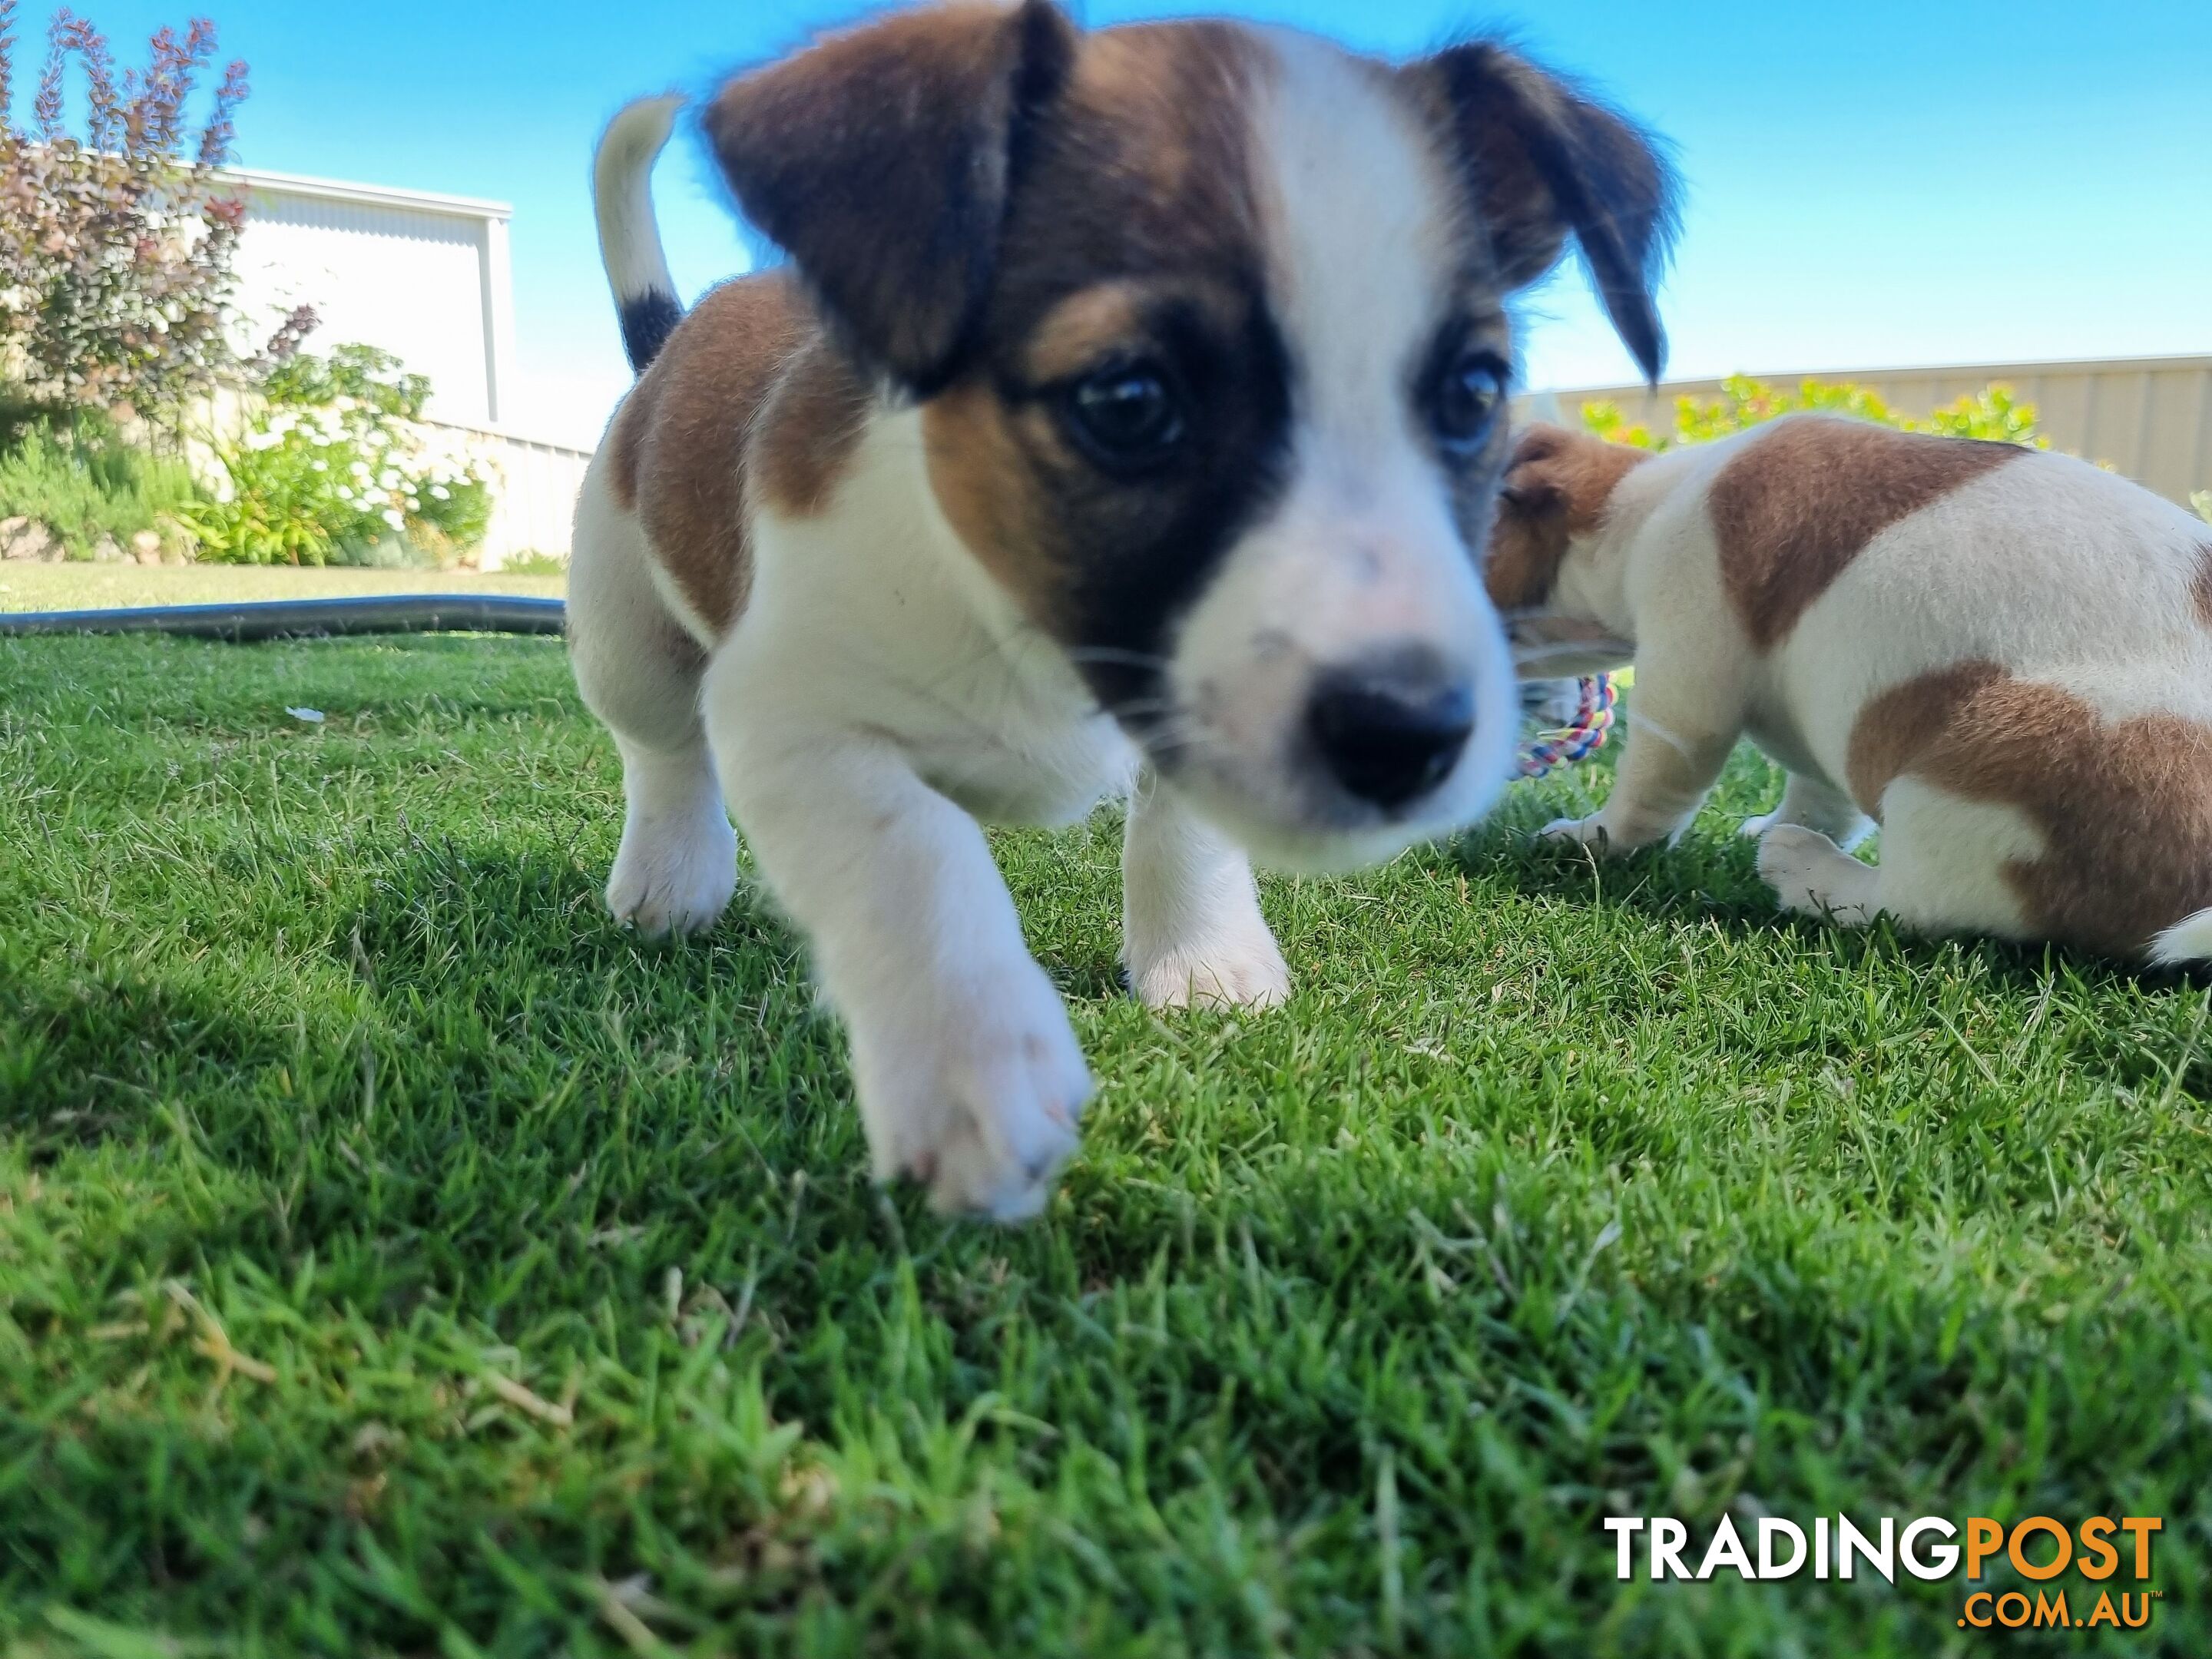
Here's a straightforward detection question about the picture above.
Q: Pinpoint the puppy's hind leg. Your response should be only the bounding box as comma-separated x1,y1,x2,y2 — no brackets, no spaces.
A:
1757,824,1880,929
1856,779,2043,947
603,727,737,938
1122,767,1291,1010
568,468,737,937
1740,771,1876,851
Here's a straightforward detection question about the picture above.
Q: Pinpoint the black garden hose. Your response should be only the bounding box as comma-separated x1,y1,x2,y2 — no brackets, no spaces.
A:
0,593,567,641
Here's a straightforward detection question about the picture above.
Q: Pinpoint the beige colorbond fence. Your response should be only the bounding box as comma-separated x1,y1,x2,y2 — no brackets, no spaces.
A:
1520,353,2212,508
419,420,596,568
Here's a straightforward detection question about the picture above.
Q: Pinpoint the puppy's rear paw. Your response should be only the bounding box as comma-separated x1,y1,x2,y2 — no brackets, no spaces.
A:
1757,823,1877,927
1537,813,1613,852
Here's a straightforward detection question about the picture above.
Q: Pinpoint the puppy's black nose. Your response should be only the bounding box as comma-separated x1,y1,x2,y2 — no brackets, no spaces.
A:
1306,661,1475,810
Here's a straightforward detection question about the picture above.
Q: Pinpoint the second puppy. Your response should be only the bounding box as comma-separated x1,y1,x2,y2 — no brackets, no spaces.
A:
1488,418,2212,965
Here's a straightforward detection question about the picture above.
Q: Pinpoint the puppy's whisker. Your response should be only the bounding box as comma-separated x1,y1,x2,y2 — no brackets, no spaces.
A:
1066,646,1177,673
1104,697,1184,720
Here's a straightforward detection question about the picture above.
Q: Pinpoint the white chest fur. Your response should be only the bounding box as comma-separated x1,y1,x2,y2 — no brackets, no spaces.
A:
727,409,1137,827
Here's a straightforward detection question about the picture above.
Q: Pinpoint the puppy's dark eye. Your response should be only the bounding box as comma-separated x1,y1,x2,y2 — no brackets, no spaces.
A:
1431,351,1507,452
1062,363,1186,471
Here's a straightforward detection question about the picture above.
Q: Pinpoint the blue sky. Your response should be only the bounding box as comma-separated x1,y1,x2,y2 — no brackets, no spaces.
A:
20,0,2212,446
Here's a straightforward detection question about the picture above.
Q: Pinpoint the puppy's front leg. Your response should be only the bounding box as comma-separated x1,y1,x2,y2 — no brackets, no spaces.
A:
719,725,1089,1221
1122,767,1290,1011
1541,674,1738,854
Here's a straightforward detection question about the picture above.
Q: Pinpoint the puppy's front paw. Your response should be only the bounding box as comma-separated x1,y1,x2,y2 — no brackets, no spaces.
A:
1130,929,1292,1012
607,815,738,937
1536,814,1615,853
851,967,1091,1223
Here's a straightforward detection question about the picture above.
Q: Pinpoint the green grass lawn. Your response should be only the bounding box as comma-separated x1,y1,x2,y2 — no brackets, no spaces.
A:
2,632,2207,1657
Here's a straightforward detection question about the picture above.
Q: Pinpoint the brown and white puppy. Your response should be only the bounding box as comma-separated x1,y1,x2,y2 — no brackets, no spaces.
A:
1488,418,2212,965
570,3,1677,1217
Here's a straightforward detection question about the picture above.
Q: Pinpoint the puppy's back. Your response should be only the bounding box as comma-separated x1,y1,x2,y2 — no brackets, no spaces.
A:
604,275,872,639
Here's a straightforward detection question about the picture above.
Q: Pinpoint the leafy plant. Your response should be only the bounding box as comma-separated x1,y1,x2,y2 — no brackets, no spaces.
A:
0,4,253,420
0,412,199,555
1579,373,2050,452
2192,490,2210,527
497,548,567,577
180,344,494,565
263,341,430,422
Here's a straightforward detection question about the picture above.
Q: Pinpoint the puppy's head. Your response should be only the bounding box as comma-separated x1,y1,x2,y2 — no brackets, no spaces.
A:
707,2,1675,868
1488,423,1648,677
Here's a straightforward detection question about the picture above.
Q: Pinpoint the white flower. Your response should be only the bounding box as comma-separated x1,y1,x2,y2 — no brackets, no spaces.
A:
349,461,370,480
382,508,405,529
378,469,400,490
311,459,327,472
429,485,449,502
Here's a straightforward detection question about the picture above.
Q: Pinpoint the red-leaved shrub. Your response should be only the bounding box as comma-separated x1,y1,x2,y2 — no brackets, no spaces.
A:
0,4,252,420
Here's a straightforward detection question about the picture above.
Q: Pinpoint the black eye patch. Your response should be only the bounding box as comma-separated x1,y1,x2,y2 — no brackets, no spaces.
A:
1415,317,1515,462
1005,289,1294,724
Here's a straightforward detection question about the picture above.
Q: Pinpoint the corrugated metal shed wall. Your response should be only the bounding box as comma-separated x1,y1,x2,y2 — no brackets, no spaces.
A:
230,187,502,427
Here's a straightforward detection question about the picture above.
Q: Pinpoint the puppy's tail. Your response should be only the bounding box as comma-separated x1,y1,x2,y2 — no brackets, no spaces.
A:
594,94,685,374
2149,907,2212,967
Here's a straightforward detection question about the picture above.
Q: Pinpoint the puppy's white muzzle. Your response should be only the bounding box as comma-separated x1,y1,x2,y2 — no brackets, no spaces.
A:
1157,496,1520,871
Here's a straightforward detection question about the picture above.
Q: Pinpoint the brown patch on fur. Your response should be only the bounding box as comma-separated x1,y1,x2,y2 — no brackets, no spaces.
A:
922,382,1041,619
919,23,1277,645
1017,283,1155,385
609,271,869,637
1847,660,2212,958
1711,419,2025,651
1485,424,1648,610
704,2,1076,390
753,336,873,520
2194,541,2212,630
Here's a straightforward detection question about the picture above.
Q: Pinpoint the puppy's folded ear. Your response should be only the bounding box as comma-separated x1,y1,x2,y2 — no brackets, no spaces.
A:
1498,475,1566,516
1406,43,1677,383
705,1,1077,393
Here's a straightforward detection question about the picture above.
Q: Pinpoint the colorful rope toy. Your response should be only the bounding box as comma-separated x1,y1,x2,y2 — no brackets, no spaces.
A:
1516,674,1618,780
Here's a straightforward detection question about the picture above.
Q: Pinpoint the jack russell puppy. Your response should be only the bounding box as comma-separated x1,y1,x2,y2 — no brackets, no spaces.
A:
571,2,1676,1218
1488,418,2212,966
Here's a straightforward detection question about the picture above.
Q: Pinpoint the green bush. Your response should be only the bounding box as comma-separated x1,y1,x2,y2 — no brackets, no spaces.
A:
262,342,432,421
2192,490,2210,526
498,548,568,577
1578,373,2049,452
179,345,495,566
0,418,200,558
